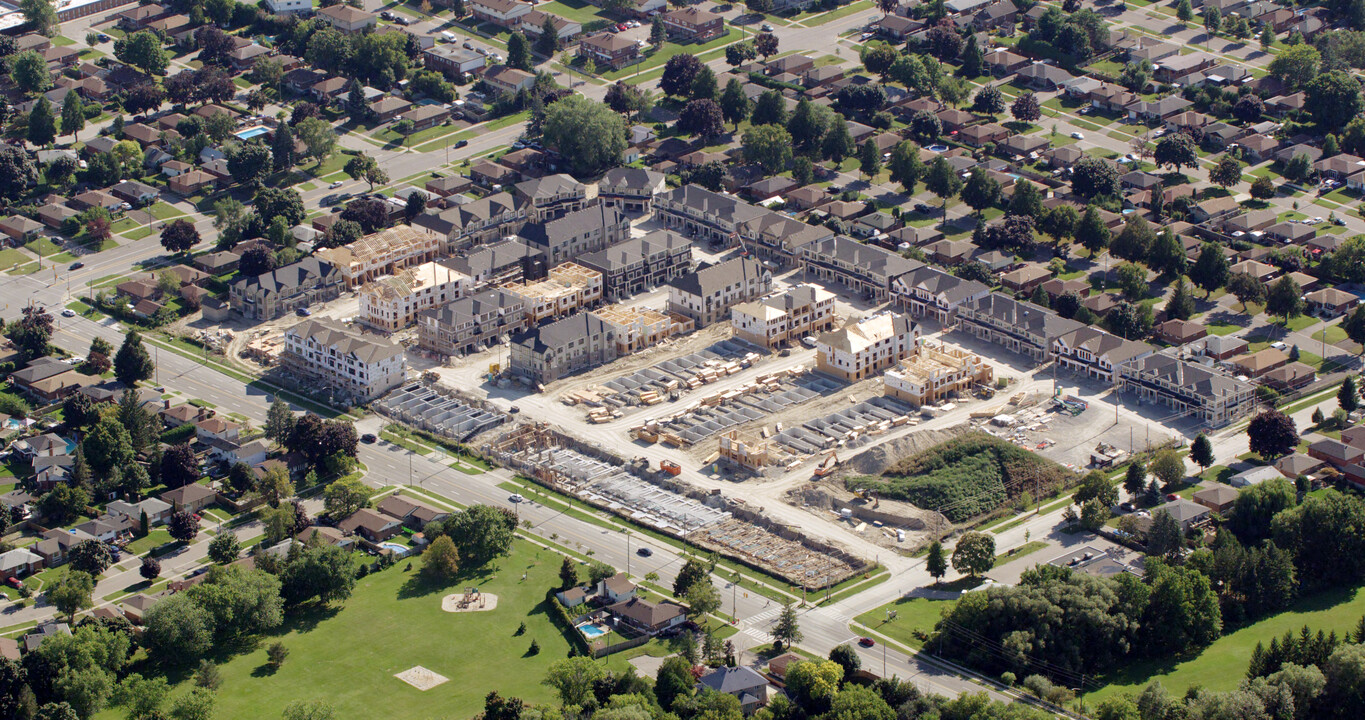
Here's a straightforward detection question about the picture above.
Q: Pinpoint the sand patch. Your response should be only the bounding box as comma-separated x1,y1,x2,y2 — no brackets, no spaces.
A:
395,666,449,691
441,592,499,612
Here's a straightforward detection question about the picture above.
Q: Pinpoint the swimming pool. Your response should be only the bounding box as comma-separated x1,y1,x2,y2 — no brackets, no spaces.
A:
379,541,410,556
235,126,270,140
579,623,608,639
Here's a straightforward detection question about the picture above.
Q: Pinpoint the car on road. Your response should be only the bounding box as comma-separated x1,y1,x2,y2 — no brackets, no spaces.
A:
295,307,311,317
394,16,409,25
1070,131,1084,139
762,22,773,31
361,433,377,443
455,139,468,148
802,336,817,347
508,493,525,503
61,309,76,317
330,180,344,188
190,567,209,578
1270,341,1287,350
70,261,83,269
636,547,652,557
380,10,393,19
858,637,875,647
98,33,109,42
913,203,934,214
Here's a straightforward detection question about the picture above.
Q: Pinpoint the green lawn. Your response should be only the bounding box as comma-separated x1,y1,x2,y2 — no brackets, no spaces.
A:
126,529,174,556
1087,585,1365,702
145,202,185,221
1205,322,1243,336
95,542,612,720
995,540,1048,565
25,237,64,257
602,29,740,81
535,0,606,24
122,226,154,241
1314,325,1348,344
0,247,31,269
854,595,957,650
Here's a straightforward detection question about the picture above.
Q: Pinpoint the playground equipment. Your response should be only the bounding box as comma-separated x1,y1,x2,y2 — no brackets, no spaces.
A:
456,587,485,610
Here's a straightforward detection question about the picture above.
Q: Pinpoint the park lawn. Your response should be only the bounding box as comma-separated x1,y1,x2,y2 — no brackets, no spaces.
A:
93,541,595,720
854,595,957,650
536,0,606,24
0,247,31,269
1087,584,1365,702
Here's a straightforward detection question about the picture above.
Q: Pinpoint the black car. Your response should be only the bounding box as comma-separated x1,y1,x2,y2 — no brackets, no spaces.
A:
914,203,934,214
454,139,469,149
69,261,84,270
394,16,409,25
296,307,311,317
361,433,377,443
636,547,652,557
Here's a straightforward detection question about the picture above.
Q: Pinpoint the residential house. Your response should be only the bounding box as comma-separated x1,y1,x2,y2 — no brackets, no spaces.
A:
483,65,537,95
424,45,487,76
1192,485,1239,513
891,265,990,324
955,294,1084,363
730,284,837,349
1306,288,1360,317
1051,326,1154,385
578,229,694,302
1262,362,1316,393
667,257,772,327
578,33,641,69
1309,438,1365,469
597,168,667,212
1153,499,1211,530
469,0,532,28
0,216,42,244
375,495,449,528
999,263,1052,294
160,484,218,513
1230,348,1289,377
1154,319,1207,346
816,312,920,383
1016,62,1074,90
883,342,993,407
230,257,344,320
418,288,528,356
316,4,377,33
1118,352,1256,426
663,6,724,41
338,508,403,542
606,597,687,635
280,316,406,402
509,311,618,384
696,667,771,714
521,10,582,44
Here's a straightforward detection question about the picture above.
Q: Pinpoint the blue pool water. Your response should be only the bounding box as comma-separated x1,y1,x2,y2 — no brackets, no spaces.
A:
579,624,608,638
235,126,270,140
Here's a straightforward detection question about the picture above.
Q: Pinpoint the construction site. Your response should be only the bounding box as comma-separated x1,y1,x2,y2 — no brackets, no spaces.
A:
375,382,509,443
560,337,765,417
486,423,865,589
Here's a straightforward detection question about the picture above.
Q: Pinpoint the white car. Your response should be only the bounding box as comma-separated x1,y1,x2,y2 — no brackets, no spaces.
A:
61,309,77,318
1270,341,1287,350
329,180,344,188
1070,131,1084,140
508,494,525,503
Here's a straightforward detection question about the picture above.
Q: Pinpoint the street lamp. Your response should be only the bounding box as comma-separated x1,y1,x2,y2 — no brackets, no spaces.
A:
883,609,897,676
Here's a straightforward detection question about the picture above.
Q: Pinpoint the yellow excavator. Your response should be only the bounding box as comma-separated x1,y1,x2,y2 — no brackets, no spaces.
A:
852,487,880,509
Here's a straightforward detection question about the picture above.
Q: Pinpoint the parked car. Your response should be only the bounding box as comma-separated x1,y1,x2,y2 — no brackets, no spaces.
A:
762,23,773,31
295,307,312,317
1070,131,1084,140
329,180,344,188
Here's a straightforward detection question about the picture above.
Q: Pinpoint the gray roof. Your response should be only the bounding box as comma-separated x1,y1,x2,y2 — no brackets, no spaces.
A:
1121,353,1254,398
232,256,338,294
579,230,691,273
1154,499,1209,524
804,235,922,281
439,239,543,278
659,185,767,227
964,293,1085,339
697,666,769,695
1055,326,1153,365
513,311,609,353
422,288,523,326
518,205,625,251
666,257,765,298
600,167,665,192
513,173,585,202
898,266,989,304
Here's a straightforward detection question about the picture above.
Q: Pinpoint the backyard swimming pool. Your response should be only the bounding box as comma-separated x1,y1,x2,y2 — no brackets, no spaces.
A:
379,541,410,556
235,126,270,140
579,623,608,639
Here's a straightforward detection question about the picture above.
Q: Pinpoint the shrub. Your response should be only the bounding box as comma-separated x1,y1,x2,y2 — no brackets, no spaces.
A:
267,641,289,668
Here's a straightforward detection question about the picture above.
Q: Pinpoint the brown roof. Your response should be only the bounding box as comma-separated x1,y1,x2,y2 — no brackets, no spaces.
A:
608,597,685,628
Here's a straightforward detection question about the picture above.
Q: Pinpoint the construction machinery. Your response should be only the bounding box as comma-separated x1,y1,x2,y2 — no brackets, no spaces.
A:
813,452,839,478
853,487,880,509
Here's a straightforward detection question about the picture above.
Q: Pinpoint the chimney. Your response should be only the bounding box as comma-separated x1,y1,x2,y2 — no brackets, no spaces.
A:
164,399,171,409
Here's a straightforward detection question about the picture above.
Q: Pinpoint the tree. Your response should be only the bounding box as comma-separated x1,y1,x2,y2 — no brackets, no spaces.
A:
255,465,295,508
1144,560,1222,653
684,579,720,621
829,643,861,681
772,602,803,650
27,98,56,147
908,109,941,145
742,125,792,174
282,700,336,720
439,504,516,566
673,557,709,597
1076,471,1119,508
295,117,337,169
8,304,53,363
1211,155,1243,188
1190,242,1230,297
1234,93,1265,124
169,510,199,544
48,570,95,621
1166,276,1196,321
1266,275,1305,326
207,533,240,565
60,91,84,141
1347,306,1365,357
1249,410,1298,459
1072,155,1122,200
63,393,100,431
40,484,89,525
1010,92,1041,123
786,660,843,713
926,540,947,583
1154,133,1199,171
542,657,606,707
323,476,371,519
720,78,750,131
1306,71,1365,128
115,31,168,76
960,168,1001,218
754,32,778,59
1204,7,1222,37
20,0,57,35
542,95,626,176
343,153,385,192
1107,301,1154,339
821,116,855,163
558,555,578,589
69,540,115,577
1284,152,1316,184
84,416,134,481
140,557,161,581
1227,271,1267,311
788,98,830,153
924,156,963,212
888,140,924,194
533,15,560,57
972,85,1005,115
416,533,460,581
1342,376,1361,413
0,145,38,201
859,139,882,180
679,99,725,139
690,65,717,102
158,219,200,255
649,14,667,47
1190,434,1214,473
1075,205,1112,255
1125,459,1148,498
1177,0,1193,21
951,532,995,577
1269,44,1321,91
1147,510,1185,559
161,442,200,490
280,542,355,606
505,31,531,71
660,54,702,99
9,49,50,95
142,594,214,666
169,688,216,720
860,40,898,77
1150,449,1185,488
114,330,154,387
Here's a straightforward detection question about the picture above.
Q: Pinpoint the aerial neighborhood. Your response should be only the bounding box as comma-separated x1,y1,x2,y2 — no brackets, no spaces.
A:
4,0,1365,717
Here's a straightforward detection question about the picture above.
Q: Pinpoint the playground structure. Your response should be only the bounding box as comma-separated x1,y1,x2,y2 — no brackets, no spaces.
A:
441,589,499,613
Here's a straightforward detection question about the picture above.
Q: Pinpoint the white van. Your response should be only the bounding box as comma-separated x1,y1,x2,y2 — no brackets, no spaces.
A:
440,31,457,43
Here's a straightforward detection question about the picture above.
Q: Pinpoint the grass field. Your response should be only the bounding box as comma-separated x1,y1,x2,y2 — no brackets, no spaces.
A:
95,541,620,720
1086,584,1365,702
854,594,957,650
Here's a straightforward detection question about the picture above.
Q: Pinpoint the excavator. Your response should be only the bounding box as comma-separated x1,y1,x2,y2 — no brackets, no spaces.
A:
813,451,839,478
852,487,880,509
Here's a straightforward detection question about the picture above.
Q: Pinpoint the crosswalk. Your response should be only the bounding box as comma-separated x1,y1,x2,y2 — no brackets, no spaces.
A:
735,604,854,645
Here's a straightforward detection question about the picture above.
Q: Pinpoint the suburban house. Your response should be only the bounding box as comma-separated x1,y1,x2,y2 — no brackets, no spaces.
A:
578,33,641,69
662,6,724,41
955,294,1084,363
730,284,837,349
815,312,920,383
316,4,377,33
1051,327,1154,386
280,316,406,403
376,494,450,528
667,257,772,327
160,484,218,513
469,0,532,28
1117,352,1256,427
696,667,771,714
605,597,687,635
338,508,403,542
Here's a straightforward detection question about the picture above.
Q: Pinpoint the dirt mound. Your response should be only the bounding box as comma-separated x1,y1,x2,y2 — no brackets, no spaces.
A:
839,424,970,476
